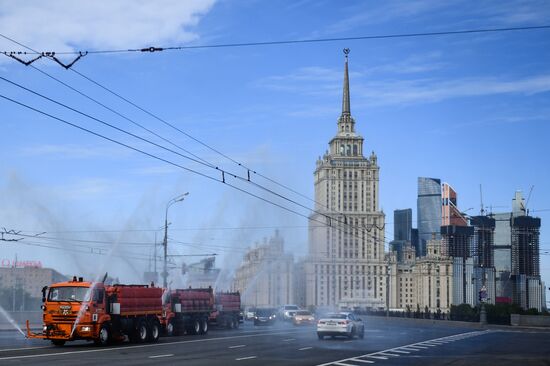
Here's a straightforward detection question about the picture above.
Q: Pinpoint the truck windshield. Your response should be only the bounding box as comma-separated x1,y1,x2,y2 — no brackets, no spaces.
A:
48,287,90,302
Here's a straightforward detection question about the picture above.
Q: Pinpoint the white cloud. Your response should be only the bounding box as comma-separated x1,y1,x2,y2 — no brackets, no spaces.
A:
257,64,550,107
0,0,216,53
359,74,550,106
322,0,460,35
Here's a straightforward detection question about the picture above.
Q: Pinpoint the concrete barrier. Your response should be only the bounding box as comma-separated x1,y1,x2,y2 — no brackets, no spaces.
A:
510,314,550,327
366,315,486,329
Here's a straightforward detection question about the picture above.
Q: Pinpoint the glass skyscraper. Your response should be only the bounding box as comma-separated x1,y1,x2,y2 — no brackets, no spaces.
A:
394,208,412,241
417,177,441,256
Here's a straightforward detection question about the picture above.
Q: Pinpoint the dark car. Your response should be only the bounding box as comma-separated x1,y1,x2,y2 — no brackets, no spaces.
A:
254,308,277,325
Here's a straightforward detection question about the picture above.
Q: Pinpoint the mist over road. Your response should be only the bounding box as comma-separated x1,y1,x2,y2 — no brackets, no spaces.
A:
1,317,549,365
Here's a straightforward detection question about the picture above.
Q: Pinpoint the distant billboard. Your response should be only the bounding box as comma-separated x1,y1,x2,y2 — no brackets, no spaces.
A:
0,259,43,268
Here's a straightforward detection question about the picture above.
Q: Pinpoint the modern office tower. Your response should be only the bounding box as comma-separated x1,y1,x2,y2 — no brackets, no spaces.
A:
394,209,412,241
493,191,543,310
417,177,442,256
441,183,468,226
441,225,474,259
470,215,496,268
440,182,472,258
511,214,542,310
511,215,541,278
411,228,420,256
307,51,386,309
390,209,413,263
470,215,497,306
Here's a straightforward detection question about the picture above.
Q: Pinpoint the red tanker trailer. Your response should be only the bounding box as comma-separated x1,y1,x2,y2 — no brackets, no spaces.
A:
161,287,214,336
209,291,241,328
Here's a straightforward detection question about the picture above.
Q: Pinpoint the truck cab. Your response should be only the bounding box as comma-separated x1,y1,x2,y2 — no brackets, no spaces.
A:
30,277,110,346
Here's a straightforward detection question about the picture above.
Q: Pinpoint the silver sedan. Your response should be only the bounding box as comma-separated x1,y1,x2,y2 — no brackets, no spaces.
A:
316,312,365,340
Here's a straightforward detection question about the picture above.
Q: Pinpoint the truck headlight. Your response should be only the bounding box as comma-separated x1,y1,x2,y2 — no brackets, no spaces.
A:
81,326,91,332
43,325,47,331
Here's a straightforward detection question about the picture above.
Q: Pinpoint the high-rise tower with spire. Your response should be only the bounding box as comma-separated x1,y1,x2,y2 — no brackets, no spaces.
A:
306,50,386,309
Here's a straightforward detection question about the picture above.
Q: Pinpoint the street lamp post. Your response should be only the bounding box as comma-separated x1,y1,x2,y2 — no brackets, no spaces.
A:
162,192,189,288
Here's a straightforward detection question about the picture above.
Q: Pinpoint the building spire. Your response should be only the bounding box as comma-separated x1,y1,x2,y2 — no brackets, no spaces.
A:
342,48,351,116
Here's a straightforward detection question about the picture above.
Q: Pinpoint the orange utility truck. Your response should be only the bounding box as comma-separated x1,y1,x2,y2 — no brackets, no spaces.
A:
26,276,163,346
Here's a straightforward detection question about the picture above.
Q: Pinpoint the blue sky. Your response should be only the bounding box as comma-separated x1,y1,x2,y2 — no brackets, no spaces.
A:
0,0,549,291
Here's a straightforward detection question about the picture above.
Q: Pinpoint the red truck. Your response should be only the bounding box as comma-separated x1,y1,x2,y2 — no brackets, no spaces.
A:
209,291,241,328
162,287,214,336
26,277,163,346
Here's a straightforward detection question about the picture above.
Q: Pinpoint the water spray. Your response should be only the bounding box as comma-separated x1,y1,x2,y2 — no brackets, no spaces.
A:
0,304,26,337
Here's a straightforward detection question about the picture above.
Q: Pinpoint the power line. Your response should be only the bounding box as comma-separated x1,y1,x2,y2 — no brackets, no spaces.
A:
0,34,389,240
2,25,550,55
0,79,388,243
0,92,389,246
2,63,385,240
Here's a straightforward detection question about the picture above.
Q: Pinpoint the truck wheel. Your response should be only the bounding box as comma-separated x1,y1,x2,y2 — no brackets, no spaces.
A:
51,340,66,346
131,319,148,343
199,318,208,334
94,324,110,346
191,319,200,335
148,321,160,343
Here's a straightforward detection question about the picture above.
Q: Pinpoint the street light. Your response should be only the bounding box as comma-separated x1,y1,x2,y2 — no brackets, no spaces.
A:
163,192,189,288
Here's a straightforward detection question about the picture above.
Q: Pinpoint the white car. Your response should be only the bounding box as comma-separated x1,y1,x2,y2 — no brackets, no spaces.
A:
317,312,365,340
279,304,300,321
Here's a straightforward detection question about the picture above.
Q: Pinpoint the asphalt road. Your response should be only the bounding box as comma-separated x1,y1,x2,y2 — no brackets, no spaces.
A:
0,317,549,365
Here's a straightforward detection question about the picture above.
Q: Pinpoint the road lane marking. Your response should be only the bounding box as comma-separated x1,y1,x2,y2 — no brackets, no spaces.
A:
365,355,388,360
0,346,50,353
148,354,174,358
332,362,356,366
352,359,374,364
282,338,296,342
0,328,312,361
379,352,400,356
229,345,246,349
236,356,257,360
391,349,410,354
315,330,493,366
343,340,354,343
299,347,313,351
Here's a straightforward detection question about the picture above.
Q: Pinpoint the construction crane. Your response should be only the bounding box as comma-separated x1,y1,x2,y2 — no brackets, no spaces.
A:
523,185,535,215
